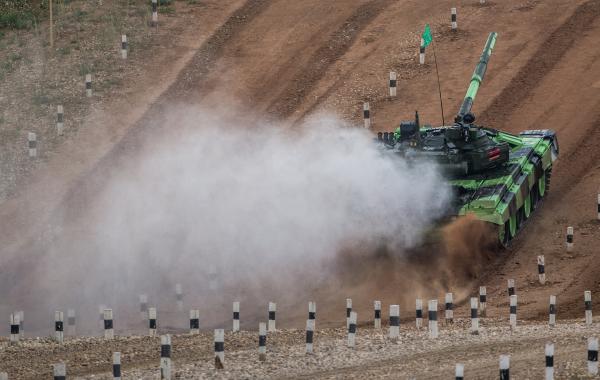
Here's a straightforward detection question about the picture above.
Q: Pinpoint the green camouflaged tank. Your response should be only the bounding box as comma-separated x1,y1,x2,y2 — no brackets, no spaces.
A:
377,32,559,245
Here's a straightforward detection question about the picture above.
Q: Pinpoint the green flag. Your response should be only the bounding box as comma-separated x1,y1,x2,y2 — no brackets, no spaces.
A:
422,24,432,47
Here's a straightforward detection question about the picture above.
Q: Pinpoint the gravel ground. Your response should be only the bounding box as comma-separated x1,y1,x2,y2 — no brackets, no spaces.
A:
2,317,599,379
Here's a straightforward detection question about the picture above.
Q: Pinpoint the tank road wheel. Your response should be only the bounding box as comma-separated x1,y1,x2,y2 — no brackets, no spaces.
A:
538,171,546,198
523,193,532,219
499,222,509,247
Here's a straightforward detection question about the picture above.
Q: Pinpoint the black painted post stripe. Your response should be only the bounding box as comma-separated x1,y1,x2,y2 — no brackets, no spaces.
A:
29,141,37,148
363,110,370,118
597,203,600,212
190,319,199,329
420,45,425,54
546,356,553,367
451,14,457,22
428,311,437,321
161,345,171,357
480,295,487,302
471,309,477,318
113,364,121,377
589,350,598,361
233,312,239,319
11,325,19,334
309,312,315,319
538,264,545,274
499,369,509,380
456,377,463,380
214,342,224,352
445,303,453,310
389,79,397,87
346,308,351,318
509,288,515,296
57,114,64,122
306,330,313,343
510,306,517,314
549,304,556,314
567,235,573,243
152,2,157,12
149,319,157,329
259,335,266,346
54,377,66,380
86,81,92,89
104,320,113,329
416,310,423,318
269,311,276,320
349,324,356,333
55,321,63,331
374,310,381,319
586,301,592,310
389,316,399,326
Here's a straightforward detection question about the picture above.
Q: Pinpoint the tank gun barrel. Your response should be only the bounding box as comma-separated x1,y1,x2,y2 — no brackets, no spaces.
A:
455,32,497,123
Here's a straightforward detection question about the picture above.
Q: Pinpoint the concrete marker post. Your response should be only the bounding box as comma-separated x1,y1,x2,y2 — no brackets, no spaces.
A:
566,226,574,252
214,329,225,369
55,311,64,343
451,8,457,30
151,0,158,26
445,293,454,324
589,337,599,375
479,286,487,317
428,300,438,339
508,279,515,297
113,352,121,380
56,105,64,136
104,309,114,339
10,312,20,344
85,74,92,97
549,295,556,327
306,319,315,354
28,132,37,158
374,300,381,329
455,363,464,380
268,302,276,332
597,192,600,220
175,283,183,311
500,355,510,380
363,102,371,129
419,38,425,65
189,309,199,334
121,34,128,59
545,343,554,380
258,322,267,361
510,295,517,330
67,309,76,336
585,290,592,325
347,311,357,348
389,305,400,340
346,298,352,329
538,255,546,285
308,301,316,328
139,294,148,318
233,302,240,332
416,298,423,329
160,334,172,380
149,307,157,337
389,71,397,97
53,363,66,380
470,297,479,335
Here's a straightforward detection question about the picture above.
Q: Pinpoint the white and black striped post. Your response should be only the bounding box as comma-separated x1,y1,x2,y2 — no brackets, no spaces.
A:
121,34,128,59
549,295,556,327
510,295,517,329
419,38,425,65
428,300,438,338
545,343,554,380
56,105,64,136
500,355,510,380
445,293,453,324
160,334,172,380
389,71,397,97
214,329,224,369
233,302,240,332
456,363,464,379
538,255,546,285
175,283,183,311
389,304,400,340
85,74,92,97
53,363,66,380
67,309,75,336
149,307,157,336
470,297,479,335
585,290,592,325
28,132,37,158
508,279,515,297
347,311,357,347
416,298,423,329
308,301,316,328
189,309,199,334
363,102,371,129
268,302,276,332
480,286,487,317
589,337,599,375
374,300,381,329
566,226,574,252
113,352,121,380
451,8,457,30
306,319,314,354
209,264,218,291
10,312,20,343
104,309,114,339
139,294,148,318
597,191,600,220
55,311,64,343
151,0,158,25
258,322,267,361
346,298,352,329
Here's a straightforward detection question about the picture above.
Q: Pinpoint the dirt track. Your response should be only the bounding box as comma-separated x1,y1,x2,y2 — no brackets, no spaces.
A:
1,0,600,377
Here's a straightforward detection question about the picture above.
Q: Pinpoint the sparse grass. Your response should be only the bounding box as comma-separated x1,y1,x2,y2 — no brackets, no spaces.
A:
58,46,71,55
78,63,95,76
0,11,36,30
159,6,175,15
32,94,51,106
0,31,5,40
9,53,22,62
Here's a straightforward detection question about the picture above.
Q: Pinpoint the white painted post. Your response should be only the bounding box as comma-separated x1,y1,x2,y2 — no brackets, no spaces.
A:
233,302,240,332
538,255,546,284
139,294,148,318
208,264,218,291
510,295,517,330
585,290,592,325
149,307,157,336
456,363,464,380
10,312,20,343
121,34,128,59
389,305,400,340
480,0,486,4
104,309,114,339
589,337,599,375
258,322,267,361
428,300,438,338
214,329,225,368
549,295,556,327
151,0,158,25
306,319,314,354
374,300,381,329
18,310,24,339
445,293,454,324
451,8,457,30
416,298,423,329
500,355,510,380
56,105,64,136
189,309,199,334
67,309,76,336
479,286,487,317
389,71,397,97
53,363,66,380
113,352,121,380
363,102,371,129
308,301,316,328
346,298,352,329
175,283,183,311
566,226,574,252
347,311,357,347
160,334,172,380
28,132,37,157
85,74,92,97
419,38,425,65
545,343,554,380
470,297,479,335
508,279,515,297
268,302,276,332
55,311,64,343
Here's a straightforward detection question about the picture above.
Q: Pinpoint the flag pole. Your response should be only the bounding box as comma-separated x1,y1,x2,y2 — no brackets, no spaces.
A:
430,36,446,125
